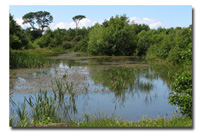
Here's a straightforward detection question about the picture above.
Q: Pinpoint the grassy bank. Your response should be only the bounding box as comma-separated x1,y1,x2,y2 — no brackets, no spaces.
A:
10,48,65,69
69,115,192,128
11,112,192,127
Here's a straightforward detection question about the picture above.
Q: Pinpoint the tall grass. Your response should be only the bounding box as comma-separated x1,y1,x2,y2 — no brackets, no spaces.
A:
10,79,77,127
9,48,65,69
70,115,192,127
10,50,49,69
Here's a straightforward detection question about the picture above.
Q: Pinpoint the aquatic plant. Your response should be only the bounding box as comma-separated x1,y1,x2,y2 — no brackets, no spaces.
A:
16,101,29,127
11,79,78,127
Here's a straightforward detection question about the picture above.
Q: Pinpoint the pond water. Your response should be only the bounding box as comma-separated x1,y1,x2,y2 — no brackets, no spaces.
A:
10,52,180,122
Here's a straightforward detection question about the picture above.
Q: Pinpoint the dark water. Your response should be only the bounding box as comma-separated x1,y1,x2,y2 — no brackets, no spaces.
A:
10,52,180,122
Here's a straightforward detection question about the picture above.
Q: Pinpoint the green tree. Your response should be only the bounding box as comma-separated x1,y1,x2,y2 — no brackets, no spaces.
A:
136,30,150,56
10,14,28,49
72,15,86,29
132,24,150,34
88,15,137,56
22,12,36,30
22,11,53,34
35,11,53,33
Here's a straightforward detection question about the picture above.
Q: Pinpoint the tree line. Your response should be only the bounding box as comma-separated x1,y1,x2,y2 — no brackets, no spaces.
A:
10,11,192,64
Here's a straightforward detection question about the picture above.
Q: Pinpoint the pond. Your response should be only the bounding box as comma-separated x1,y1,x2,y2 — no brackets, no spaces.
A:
10,52,180,122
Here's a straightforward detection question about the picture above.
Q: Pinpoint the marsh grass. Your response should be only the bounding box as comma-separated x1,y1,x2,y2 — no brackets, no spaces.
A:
10,79,77,127
69,115,192,127
10,48,64,69
10,50,48,69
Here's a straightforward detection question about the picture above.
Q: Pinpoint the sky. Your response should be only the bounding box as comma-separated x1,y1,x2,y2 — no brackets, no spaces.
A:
9,5,192,30
10,5,192,30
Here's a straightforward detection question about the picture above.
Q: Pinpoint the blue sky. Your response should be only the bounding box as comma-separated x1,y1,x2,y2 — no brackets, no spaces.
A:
9,5,192,29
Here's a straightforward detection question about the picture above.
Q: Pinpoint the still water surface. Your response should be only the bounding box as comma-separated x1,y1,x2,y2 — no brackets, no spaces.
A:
10,52,180,122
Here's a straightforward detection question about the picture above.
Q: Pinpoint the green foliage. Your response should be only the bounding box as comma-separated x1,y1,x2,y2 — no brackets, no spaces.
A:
62,41,73,49
16,102,29,127
22,11,53,33
169,71,192,118
10,14,28,50
72,15,86,29
136,30,150,56
11,79,77,127
146,26,192,65
131,23,150,34
25,91,57,125
10,50,49,69
178,42,192,64
74,36,89,52
88,15,137,56
10,11,192,66
87,23,104,55
70,115,192,127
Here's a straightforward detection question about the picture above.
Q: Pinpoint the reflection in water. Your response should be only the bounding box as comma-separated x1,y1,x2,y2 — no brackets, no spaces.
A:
10,53,181,122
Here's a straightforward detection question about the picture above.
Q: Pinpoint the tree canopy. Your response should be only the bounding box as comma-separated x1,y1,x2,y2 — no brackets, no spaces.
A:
10,14,28,49
22,11,53,33
72,15,86,29
88,15,138,56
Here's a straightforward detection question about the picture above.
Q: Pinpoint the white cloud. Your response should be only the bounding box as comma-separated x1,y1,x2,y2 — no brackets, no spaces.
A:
78,18,97,28
15,18,29,29
52,18,98,30
129,17,163,29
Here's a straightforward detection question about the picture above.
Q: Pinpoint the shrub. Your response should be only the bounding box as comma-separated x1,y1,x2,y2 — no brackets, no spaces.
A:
88,15,137,56
74,37,89,52
169,71,192,118
62,41,73,49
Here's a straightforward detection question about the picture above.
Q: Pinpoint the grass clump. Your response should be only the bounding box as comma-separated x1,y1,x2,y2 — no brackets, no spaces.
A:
10,79,77,127
10,48,65,69
10,50,48,69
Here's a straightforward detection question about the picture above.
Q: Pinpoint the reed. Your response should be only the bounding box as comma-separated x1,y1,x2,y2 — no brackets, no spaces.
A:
10,79,78,127
10,50,49,69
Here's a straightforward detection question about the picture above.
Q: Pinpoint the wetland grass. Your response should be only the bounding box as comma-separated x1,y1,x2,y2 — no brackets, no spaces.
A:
10,50,48,69
68,115,192,127
10,48,64,69
10,79,77,127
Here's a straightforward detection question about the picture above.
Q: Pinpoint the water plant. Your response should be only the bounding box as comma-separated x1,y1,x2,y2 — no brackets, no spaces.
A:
10,79,78,127
16,101,29,127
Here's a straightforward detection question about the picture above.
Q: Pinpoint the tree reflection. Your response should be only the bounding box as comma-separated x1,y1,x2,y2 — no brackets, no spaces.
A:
88,64,179,105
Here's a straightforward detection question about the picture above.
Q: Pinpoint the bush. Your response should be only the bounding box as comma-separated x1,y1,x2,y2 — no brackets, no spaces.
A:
74,37,89,52
88,15,137,56
136,30,150,56
62,41,73,49
169,71,192,118
167,45,181,63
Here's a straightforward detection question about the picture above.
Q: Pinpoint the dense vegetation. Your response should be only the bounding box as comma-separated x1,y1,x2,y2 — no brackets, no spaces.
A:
169,71,192,118
10,13,192,65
